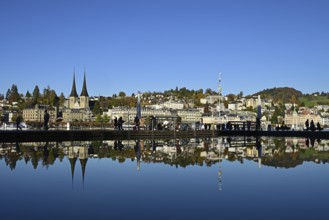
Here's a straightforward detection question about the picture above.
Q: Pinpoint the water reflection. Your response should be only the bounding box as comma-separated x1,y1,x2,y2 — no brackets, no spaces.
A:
1,137,329,180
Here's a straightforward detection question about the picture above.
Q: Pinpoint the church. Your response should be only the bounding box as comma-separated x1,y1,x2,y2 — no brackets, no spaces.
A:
22,70,93,123
62,71,93,122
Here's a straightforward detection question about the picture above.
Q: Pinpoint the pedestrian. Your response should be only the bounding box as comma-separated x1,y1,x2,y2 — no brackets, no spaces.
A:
134,115,140,130
305,119,309,131
316,122,322,131
140,117,145,130
310,120,315,132
16,113,22,131
44,110,50,130
114,117,118,130
247,120,251,131
118,116,124,130
256,117,261,131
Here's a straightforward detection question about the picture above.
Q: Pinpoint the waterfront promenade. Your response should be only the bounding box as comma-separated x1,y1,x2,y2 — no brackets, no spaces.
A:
1,129,329,142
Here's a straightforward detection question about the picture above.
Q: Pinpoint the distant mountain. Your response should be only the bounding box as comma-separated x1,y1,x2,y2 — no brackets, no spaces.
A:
251,87,303,104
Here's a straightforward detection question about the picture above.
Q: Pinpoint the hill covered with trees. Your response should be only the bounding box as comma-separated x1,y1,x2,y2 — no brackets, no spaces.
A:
251,87,303,104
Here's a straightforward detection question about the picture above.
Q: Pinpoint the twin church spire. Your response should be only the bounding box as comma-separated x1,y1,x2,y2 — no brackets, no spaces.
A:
69,68,89,109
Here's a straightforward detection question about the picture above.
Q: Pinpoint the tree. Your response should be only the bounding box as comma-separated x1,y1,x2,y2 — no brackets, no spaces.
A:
103,114,109,123
8,84,20,103
226,94,236,102
205,88,213,95
118,91,126,97
59,92,65,106
238,91,243,99
96,114,103,123
6,89,10,100
25,91,31,98
93,101,101,115
32,85,41,104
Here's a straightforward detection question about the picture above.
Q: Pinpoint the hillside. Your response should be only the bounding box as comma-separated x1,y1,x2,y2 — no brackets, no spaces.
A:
251,87,303,104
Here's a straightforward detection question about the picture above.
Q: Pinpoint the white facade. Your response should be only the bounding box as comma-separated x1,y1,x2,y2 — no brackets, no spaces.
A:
163,100,184,110
200,95,221,105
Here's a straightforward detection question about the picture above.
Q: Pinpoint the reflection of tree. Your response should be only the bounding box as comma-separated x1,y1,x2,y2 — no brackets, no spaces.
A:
31,150,39,169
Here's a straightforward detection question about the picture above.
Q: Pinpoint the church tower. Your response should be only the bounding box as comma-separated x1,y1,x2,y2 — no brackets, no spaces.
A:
69,72,79,109
80,69,89,109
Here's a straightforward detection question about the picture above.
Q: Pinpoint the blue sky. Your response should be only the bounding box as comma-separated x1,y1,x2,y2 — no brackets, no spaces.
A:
1,0,328,97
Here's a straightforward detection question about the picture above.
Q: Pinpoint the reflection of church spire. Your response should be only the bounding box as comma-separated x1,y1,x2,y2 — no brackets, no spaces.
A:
80,158,88,189
69,157,77,189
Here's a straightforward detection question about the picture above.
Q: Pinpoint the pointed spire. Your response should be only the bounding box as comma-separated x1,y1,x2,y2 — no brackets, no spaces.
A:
70,70,78,97
80,68,89,97
80,158,88,189
69,157,77,189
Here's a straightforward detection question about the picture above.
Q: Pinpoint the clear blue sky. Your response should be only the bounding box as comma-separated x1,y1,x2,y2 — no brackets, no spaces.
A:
1,0,329,97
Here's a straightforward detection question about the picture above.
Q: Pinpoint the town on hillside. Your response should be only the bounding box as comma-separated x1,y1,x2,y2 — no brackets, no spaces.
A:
1,74,329,131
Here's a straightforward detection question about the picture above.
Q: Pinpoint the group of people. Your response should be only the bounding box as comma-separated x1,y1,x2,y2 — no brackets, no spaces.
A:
113,116,125,130
305,119,322,131
113,115,143,130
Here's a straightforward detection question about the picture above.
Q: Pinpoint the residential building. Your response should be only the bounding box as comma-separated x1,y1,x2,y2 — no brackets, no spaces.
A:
23,105,56,123
200,95,221,105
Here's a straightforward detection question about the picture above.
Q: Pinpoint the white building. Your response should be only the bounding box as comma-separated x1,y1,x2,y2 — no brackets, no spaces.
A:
163,100,184,110
200,95,221,105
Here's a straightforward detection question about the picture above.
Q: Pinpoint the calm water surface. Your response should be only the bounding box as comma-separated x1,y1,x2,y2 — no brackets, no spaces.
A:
1,137,328,220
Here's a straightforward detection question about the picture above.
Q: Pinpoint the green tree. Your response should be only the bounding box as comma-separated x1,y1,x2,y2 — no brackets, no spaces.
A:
59,92,65,106
93,101,101,115
32,85,41,105
103,114,109,123
25,90,31,98
8,84,20,103
205,88,213,95
6,89,10,100
96,114,103,122
118,91,126,97
226,94,236,101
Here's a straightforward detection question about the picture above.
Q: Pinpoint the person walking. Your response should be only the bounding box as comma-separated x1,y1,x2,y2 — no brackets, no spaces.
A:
134,115,140,130
118,116,124,130
114,117,118,130
16,113,22,131
44,110,50,130
305,119,309,131
310,120,315,132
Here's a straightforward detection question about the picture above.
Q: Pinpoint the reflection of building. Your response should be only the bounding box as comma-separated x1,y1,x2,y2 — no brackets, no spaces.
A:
67,145,89,187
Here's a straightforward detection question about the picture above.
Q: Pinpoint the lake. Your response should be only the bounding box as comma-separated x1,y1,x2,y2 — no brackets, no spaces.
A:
1,137,328,220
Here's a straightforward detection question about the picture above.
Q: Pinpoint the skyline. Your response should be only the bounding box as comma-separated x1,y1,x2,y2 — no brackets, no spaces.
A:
1,0,329,97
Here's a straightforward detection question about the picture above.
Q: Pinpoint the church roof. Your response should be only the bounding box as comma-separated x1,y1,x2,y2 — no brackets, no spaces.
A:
80,71,89,97
70,73,79,97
